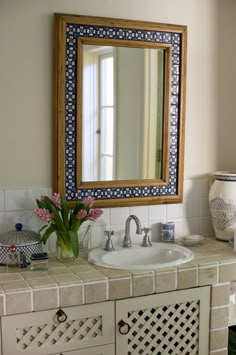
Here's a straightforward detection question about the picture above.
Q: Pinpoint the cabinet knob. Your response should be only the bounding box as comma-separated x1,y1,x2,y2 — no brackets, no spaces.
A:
118,319,131,335
56,308,67,323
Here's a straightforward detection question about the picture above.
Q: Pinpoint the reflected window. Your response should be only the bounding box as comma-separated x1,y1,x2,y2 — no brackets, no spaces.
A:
82,46,115,181
99,54,115,180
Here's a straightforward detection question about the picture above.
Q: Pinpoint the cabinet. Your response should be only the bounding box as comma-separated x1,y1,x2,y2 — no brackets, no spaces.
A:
116,287,210,355
1,302,115,355
1,287,210,355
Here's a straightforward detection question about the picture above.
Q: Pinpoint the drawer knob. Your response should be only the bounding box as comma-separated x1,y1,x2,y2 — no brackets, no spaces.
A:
118,319,131,335
56,308,67,323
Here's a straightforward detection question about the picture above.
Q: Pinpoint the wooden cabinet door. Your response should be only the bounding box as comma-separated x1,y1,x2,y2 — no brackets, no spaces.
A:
1,301,115,355
116,287,210,355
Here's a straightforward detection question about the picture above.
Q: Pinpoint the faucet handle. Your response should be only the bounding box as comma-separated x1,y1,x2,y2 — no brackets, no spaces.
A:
142,227,152,247
104,230,115,251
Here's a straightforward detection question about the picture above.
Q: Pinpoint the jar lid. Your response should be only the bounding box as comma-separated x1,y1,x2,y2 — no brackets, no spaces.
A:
0,223,41,247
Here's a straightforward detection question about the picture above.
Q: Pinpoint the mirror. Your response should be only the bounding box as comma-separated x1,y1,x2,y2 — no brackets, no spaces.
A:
81,42,166,182
53,14,187,207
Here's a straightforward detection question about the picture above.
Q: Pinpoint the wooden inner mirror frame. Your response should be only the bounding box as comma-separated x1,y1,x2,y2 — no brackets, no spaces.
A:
53,13,187,207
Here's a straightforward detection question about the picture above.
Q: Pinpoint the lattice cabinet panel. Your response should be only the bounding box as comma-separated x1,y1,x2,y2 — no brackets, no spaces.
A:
116,287,210,355
1,301,115,355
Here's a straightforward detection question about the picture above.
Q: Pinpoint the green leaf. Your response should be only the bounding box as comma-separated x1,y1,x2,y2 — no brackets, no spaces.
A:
69,229,79,257
41,225,57,244
38,224,48,234
72,200,84,216
61,195,69,229
36,199,46,209
44,196,66,231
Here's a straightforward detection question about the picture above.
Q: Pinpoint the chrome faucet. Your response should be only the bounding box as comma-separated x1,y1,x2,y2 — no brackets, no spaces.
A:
123,215,142,248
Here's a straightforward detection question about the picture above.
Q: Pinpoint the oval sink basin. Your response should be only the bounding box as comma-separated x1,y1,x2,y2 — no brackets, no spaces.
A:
88,242,193,270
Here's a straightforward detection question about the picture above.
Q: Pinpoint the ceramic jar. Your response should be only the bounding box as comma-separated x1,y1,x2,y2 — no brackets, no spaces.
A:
209,171,236,241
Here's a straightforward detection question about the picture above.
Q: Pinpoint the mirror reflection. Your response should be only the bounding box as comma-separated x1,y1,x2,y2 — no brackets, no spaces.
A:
82,44,165,182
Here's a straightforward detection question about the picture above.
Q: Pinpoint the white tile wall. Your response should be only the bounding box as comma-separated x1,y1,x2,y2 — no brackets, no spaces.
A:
0,178,214,252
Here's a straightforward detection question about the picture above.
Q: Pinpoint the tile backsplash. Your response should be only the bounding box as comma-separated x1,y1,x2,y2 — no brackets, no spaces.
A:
0,178,214,253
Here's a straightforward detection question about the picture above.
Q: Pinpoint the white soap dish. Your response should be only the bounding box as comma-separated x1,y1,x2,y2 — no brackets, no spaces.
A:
180,235,204,246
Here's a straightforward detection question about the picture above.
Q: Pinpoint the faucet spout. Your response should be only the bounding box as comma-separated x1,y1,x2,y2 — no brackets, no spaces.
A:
123,215,142,248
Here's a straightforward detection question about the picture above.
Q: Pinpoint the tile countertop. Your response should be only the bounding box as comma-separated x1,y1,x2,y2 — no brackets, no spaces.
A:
0,237,236,316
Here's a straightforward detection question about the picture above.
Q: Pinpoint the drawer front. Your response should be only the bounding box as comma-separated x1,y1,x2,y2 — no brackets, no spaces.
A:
1,302,115,355
53,343,115,354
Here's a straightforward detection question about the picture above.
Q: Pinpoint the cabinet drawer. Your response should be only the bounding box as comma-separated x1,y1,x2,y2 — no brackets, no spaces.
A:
53,343,115,354
1,301,115,355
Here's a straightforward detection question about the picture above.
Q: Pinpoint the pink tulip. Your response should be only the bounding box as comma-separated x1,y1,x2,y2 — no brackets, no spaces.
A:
76,209,87,220
34,208,53,223
51,193,61,210
82,196,95,207
89,208,103,220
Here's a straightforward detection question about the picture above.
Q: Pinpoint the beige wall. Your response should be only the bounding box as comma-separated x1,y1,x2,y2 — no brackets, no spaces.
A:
218,0,236,171
0,0,231,189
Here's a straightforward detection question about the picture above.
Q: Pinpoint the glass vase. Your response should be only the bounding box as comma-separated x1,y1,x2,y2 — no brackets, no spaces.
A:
56,229,78,262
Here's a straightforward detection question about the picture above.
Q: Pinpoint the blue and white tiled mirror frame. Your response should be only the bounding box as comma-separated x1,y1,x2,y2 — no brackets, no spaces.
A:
53,14,187,207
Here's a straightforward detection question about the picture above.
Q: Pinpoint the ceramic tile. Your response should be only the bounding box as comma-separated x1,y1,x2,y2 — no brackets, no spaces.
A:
5,189,27,211
108,277,131,300
155,269,177,293
210,306,229,330
0,294,5,315
209,328,228,352
75,270,107,282
33,287,58,311
132,272,154,297
200,216,214,237
27,276,57,289
21,271,48,280
51,274,82,285
1,280,31,291
209,350,227,355
0,273,23,282
174,220,184,238
129,206,148,223
148,205,166,222
69,265,96,273
4,211,28,230
199,264,218,286
0,190,4,211
59,284,84,307
47,268,74,276
26,188,51,210
97,268,131,279
200,197,211,217
84,280,108,304
219,262,236,282
90,225,106,248
211,283,230,306
149,222,162,242
0,212,5,233
166,203,183,220
6,290,32,315
183,217,201,236
177,267,198,289
183,198,201,218
110,207,129,225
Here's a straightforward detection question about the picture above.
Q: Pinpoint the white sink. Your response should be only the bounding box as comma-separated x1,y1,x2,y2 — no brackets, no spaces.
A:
88,242,193,270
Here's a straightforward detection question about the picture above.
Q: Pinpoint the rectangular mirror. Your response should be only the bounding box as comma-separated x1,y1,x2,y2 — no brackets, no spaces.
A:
53,14,187,207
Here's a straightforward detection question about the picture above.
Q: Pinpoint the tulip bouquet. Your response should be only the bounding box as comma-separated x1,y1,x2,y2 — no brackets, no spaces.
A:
34,193,103,260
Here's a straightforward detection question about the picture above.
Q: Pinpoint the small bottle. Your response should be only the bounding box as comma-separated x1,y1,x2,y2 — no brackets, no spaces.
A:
6,245,21,272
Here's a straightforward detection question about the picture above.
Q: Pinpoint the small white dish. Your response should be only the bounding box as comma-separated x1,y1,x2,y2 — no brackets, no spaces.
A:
180,235,204,246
